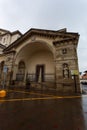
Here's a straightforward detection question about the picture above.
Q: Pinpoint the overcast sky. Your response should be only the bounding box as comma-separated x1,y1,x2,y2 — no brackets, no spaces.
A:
0,0,87,72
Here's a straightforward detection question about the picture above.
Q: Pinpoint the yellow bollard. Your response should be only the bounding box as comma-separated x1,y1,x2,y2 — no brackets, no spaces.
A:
0,90,6,97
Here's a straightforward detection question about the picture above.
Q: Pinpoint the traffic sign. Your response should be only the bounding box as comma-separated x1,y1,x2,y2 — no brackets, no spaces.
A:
71,70,79,75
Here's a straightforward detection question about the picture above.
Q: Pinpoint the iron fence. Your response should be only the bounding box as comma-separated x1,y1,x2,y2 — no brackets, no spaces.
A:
16,73,55,82
16,74,25,81
26,73,55,82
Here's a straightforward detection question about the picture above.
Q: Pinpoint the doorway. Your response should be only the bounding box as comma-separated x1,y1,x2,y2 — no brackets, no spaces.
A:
36,65,45,82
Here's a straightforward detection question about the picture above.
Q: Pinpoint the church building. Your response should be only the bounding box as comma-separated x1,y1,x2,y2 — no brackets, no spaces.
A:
0,28,80,93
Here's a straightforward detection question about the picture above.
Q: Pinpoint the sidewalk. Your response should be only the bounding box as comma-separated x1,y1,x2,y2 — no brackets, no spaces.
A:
9,85,82,97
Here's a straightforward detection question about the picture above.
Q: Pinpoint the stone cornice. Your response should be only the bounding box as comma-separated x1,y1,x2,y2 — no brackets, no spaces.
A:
3,28,79,52
53,37,78,46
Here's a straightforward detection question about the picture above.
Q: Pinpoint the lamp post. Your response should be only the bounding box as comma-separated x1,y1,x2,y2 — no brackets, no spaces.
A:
9,50,16,86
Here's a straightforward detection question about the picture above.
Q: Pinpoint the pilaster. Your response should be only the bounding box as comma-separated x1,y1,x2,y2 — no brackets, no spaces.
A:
53,37,81,93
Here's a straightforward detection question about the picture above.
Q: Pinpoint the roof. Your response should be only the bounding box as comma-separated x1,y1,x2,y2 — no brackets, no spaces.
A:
11,30,22,35
0,29,22,37
3,28,79,52
0,28,10,33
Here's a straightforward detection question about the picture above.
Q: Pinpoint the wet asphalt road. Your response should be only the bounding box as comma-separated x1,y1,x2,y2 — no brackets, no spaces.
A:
0,87,87,130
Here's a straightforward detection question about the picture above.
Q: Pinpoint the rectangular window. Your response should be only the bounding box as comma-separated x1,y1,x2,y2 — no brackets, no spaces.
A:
62,48,67,54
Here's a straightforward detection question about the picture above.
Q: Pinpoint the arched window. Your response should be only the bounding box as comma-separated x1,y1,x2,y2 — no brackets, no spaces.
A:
63,63,69,78
16,61,25,81
18,61,25,74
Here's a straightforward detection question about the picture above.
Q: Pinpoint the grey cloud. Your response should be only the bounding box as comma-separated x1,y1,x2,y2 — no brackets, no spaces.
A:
0,0,87,72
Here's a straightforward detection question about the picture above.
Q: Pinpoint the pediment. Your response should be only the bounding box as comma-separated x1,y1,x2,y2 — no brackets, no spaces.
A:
3,28,79,53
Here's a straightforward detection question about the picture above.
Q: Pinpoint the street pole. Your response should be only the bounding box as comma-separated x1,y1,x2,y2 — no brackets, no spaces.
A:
3,65,8,90
3,73,5,89
73,75,77,93
9,51,15,85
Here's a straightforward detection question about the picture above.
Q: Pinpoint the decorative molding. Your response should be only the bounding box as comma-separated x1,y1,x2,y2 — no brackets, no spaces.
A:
31,36,36,41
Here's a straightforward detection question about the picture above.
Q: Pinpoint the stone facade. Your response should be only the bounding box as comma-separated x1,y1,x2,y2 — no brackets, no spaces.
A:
0,28,80,93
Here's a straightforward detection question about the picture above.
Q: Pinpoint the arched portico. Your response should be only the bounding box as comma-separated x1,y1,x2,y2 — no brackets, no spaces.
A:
13,41,55,86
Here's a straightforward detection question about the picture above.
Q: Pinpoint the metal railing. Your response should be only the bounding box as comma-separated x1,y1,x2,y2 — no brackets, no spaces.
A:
16,73,55,82
16,74,25,81
26,73,36,82
44,73,55,82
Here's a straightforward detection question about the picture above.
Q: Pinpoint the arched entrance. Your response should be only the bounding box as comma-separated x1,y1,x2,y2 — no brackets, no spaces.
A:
13,41,55,86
